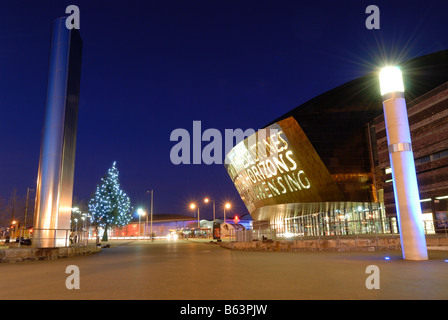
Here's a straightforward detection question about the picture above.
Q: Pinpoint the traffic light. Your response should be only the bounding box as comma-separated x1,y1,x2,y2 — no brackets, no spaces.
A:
233,215,240,224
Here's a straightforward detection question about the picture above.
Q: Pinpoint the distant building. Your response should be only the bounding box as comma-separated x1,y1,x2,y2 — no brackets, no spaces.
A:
374,81,448,233
109,214,194,238
106,214,253,239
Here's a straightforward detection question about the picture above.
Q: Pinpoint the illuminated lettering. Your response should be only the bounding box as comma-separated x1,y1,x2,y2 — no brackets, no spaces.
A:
246,168,258,184
265,159,277,177
224,128,256,161
223,125,313,207
270,133,280,152
257,162,268,178
251,166,264,182
283,174,294,192
249,144,259,162
256,184,267,200
285,151,297,170
277,131,288,151
257,141,267,158
273,134,283,153
297,170,311,189
286,173,302,191
277,177,287,194
273,154,289,173
262,134,280,157
262,182,273,198
243,151,254,169
267,179,281,196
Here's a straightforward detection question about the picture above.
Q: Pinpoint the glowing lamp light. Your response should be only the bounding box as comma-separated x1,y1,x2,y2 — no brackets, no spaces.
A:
225,203,231,209
190,203,196,210
233,215,240,224
379,66,404,95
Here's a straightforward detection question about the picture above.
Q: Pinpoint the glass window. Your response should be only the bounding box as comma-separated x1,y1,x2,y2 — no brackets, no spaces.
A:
420,156,431,164
440,150,448,159
421,213,435,234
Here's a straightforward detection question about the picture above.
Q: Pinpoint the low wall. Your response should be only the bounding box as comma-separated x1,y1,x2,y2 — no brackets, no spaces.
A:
222,235,448,252
426,236,448,247
221,237,401,252
0,245,102,263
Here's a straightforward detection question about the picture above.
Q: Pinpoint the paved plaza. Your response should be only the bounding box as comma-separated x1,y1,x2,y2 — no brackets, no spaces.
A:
1,239,448,300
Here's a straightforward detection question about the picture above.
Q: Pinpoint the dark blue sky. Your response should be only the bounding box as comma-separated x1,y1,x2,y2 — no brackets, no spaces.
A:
1,0,447,220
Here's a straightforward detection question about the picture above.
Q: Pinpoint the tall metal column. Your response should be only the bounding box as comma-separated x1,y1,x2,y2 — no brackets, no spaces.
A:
33,17,82,248
379,66,428,260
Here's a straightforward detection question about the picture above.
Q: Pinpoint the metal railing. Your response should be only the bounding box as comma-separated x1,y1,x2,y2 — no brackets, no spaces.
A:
31,229,90,247
230,219,448,242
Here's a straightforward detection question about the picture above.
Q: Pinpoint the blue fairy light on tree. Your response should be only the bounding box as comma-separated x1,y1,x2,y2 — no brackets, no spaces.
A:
88,162,132,241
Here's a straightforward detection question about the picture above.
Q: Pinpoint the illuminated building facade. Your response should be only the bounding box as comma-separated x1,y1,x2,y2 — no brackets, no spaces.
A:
225,51,448,237
374,81,448,234
33,18,82,247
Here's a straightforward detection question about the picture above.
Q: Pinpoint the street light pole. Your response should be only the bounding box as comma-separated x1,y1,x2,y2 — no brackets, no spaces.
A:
137,208,146,239
24,187,34,235
138,212,141,238
190,203,200,229
379,66,428,261
151,190,153,239
224,203,231,225
204,198,216,222
147,190,154,240
223,207,226,224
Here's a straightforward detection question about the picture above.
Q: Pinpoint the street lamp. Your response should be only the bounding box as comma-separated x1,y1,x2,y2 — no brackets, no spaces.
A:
204,197,216,222
190,203,200,228
223,202,231,224
137,208,146,238
379,66,428,260
11,220,17,239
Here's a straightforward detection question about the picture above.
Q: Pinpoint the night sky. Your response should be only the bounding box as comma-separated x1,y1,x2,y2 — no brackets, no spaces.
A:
1,0,448,221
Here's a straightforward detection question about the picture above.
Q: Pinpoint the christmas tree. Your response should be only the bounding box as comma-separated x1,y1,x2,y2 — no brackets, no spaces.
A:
88,162,132,241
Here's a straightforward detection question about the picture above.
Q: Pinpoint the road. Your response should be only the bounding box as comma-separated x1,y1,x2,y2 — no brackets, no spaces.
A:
1,239,448,300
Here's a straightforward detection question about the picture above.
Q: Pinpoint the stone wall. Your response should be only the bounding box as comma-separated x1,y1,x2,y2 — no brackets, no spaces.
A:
426,236,448,247
222,235,448,252
0,245,102,263
221,237,403,252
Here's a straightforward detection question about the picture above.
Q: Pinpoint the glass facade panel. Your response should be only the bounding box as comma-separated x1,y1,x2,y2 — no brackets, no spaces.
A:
270,202,391,237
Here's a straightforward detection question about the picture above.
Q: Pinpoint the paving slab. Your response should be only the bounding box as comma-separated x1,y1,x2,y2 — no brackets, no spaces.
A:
0,239,447,300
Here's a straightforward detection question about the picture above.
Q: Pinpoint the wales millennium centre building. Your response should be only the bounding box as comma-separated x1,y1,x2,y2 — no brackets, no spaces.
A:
225,51,448,237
